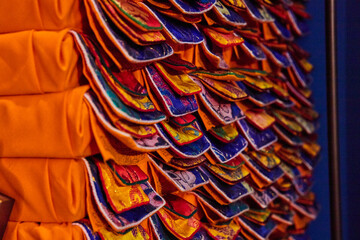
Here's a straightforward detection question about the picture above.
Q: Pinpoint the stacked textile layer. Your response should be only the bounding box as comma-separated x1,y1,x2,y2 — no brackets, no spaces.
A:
73,0,319,239
1,0,320,239
0,2,93,240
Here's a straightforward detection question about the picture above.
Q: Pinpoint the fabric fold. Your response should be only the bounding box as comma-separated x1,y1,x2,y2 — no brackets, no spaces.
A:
4,222,84,240
0,1,86,33
0,158,87,222
0,30,84,96
0,86,98,158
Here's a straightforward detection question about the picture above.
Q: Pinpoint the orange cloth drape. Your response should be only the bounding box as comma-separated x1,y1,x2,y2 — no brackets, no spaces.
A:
4,222,84,240
0,86,98,158
0,1,85,33
0,30,83,96
0,158,87,223
0,1,90,239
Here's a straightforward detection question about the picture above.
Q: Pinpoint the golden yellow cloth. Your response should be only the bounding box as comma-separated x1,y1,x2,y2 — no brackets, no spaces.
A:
0,1,85,33
0,158,87,222
0,30,83,96
0,86,98,158
4,222,84,240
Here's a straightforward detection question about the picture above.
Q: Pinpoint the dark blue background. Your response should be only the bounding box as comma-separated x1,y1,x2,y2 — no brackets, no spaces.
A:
296,1,330,239
298,1,360,239
337,0,360,239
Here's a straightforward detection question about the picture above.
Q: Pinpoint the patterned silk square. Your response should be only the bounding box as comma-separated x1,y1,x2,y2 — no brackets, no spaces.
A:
107,161,149,185
164,194,198,219
146,65,199,117
196,191,249,219
199,76,248,101
160,56,197,71
243,0,274,22
213,0,247,27
115,119,157,138
96,160,150,214
203,27,244,47
242,153,284,184
86,91,169,152
203,220,241,240
156,207,201,239
155,123,210,158
81,36,158,112
171,114,197,127
147,7,204,44
205,131,248,163
238,216,277,240
240,39,267,61
103,0,162,31
239,75,273,92
84,0,173,64
97,0,165,45
150,157,209,192
196,79,245,125
209,123,239,143
243,208,272,224
238,119,278,150
154,63,201,96
249,148,281,170
169,0,215,14
154,6,203,24
73,220,101,240
160,121,203,146
218,156,245,170
190,70,245,81
84,159,165,231
75,33,167,124
204,162,249,184
202,167,253,202
98,224,150,240
241,106,275,130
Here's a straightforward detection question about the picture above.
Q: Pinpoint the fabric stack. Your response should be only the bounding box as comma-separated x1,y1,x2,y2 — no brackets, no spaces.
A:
0,1,96,240
1,0,320,239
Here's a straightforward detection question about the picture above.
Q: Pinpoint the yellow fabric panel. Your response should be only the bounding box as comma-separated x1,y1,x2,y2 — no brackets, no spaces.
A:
0,30,83,96
0,1,85,33
4,222,85,240
0,86,98,158
0,158,87,222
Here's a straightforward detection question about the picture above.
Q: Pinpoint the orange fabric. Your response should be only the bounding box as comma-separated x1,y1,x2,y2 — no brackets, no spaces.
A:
0,158,87,222
262,23,278,41
0,30,84,96
4,222,85,240
0,1,86,33
0,86,98,158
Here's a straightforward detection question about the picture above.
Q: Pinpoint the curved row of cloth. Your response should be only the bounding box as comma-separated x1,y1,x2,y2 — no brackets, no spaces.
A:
0,0,318,239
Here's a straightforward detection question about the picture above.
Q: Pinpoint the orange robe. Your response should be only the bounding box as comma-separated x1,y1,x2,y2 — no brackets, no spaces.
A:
4,222,84,240
0,158,87,223
0,30,83,96
0,1,86,33
1,1,89,239
0,86,98,158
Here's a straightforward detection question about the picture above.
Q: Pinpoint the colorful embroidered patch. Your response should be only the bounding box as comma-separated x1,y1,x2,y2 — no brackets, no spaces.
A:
213,0,247,26
150,157,209,191
160,121,203,146
107,161,149,185
84,159,165,231
146,65,199,117
154,63,201,96
169,0,216,14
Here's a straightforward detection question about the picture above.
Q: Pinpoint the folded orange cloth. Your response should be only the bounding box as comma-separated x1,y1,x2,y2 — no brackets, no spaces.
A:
0,2,85,33
4,222,84,240
0,30,84,96
0,158,87,222
0,86,98,158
